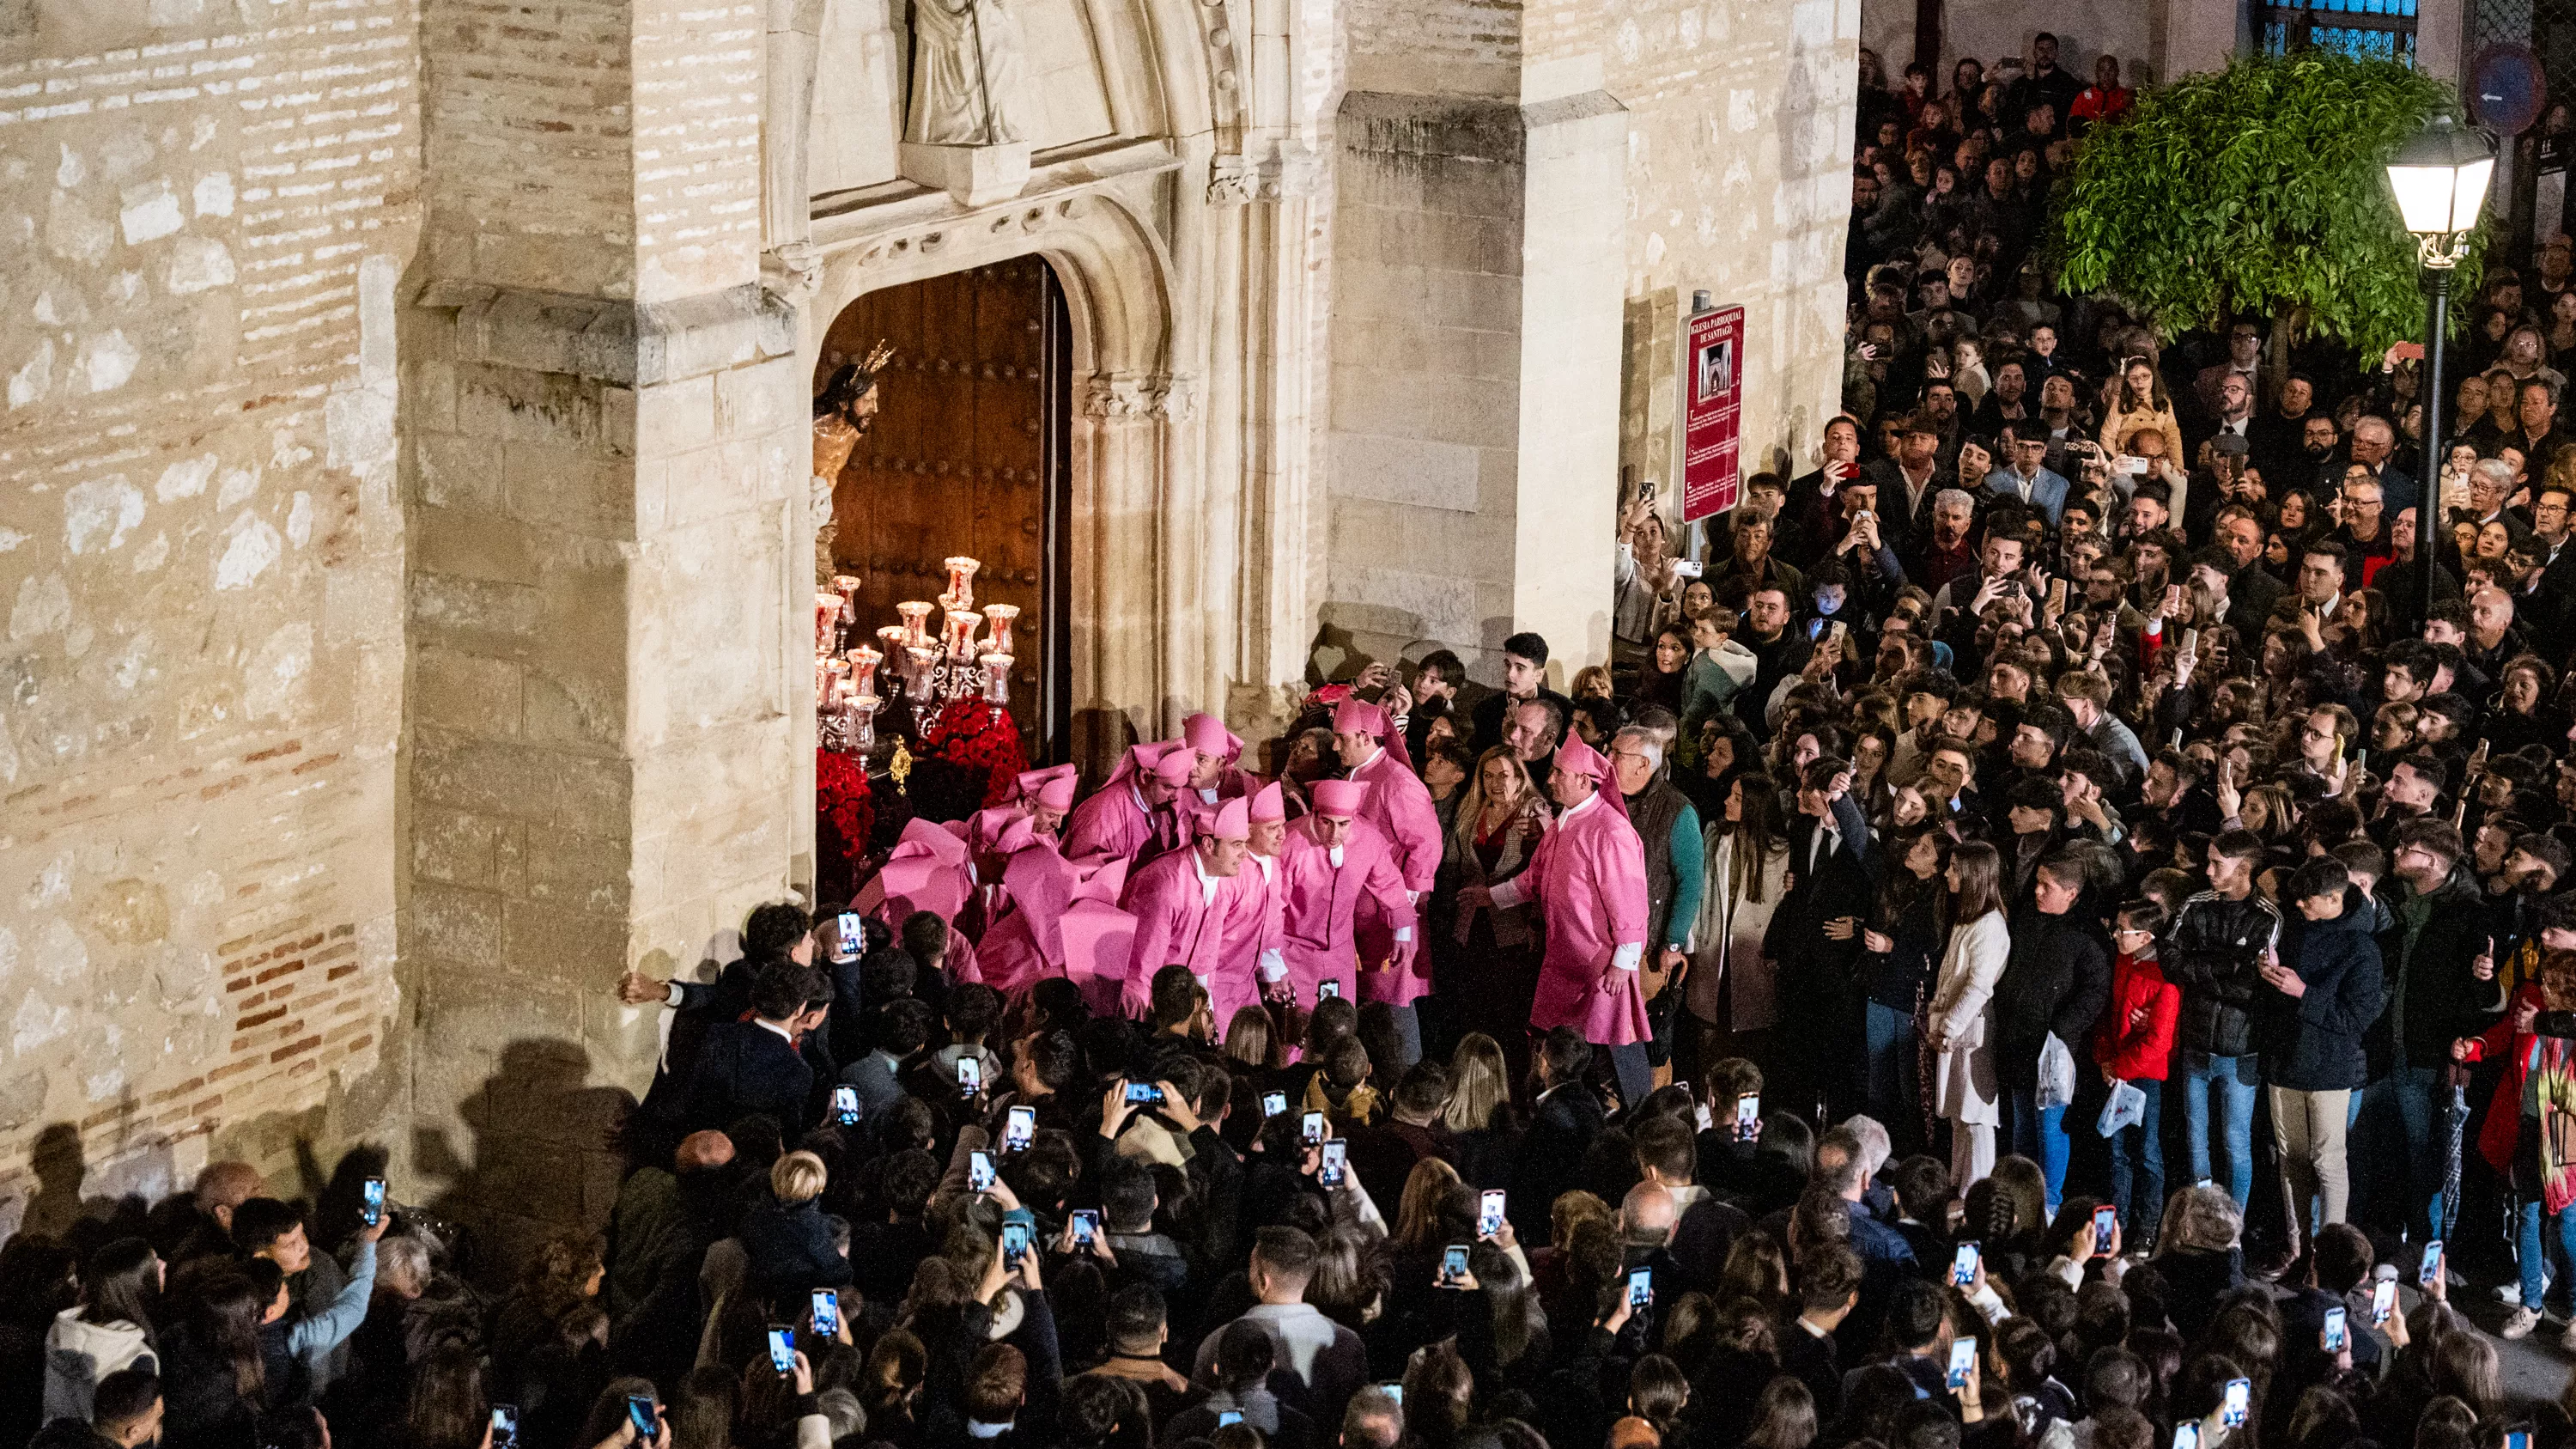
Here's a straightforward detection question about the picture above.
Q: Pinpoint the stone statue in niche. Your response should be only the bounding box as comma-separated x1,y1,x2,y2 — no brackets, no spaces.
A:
904,0,1030,146
812,344,894,585
762,0,826,255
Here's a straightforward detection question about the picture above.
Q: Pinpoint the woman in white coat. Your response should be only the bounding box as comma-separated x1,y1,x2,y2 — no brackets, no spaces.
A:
1928,840,2011,1189
1690,771,1792,1073
44,1238,160,1423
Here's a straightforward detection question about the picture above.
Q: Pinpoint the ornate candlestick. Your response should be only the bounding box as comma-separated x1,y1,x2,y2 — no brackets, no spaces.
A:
896,601,935,648
852,693,880,750
982,603,1020,658
831,574,862,618
940,556,981,612
905,646,940,702
942,610,981,661
814,592,844,654
846,644,882,699
980,653,1014,705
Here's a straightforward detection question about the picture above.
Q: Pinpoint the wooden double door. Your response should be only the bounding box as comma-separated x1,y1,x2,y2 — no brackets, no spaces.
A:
817,258,1072,760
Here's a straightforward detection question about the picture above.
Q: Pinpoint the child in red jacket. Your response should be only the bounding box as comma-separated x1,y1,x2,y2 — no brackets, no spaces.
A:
2097,899,2182,1242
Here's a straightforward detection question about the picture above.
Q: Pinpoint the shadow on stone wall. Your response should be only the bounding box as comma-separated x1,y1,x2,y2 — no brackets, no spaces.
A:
414,1037,636,1285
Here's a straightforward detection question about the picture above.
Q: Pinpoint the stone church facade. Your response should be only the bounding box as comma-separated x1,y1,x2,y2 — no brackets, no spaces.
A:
0,0,1854,1255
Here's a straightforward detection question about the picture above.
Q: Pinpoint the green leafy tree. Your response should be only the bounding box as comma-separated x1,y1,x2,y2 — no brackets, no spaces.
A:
2051,51,2478,373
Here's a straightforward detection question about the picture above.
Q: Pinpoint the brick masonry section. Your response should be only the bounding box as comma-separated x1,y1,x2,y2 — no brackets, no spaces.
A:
0,0,415,1239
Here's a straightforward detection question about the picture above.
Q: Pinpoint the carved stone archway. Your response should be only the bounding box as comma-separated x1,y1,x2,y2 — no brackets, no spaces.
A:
799,185,1201,782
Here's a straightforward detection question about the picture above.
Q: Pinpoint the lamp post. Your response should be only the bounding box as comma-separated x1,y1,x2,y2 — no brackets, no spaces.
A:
2384,114,2495,623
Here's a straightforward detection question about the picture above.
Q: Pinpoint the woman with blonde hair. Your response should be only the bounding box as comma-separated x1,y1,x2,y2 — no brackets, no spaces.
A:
1221,1006,1277,1074
1928,841,2011,1186
1392,1158,1465,1251
1439,748,1549,1080
1443,1032,1522,1188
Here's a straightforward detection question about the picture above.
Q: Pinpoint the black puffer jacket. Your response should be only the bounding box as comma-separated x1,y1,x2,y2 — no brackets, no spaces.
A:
2163,889,2282,1060
1993,907,2111,1088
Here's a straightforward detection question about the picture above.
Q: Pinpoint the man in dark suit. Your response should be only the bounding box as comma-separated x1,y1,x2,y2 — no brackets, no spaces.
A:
1861,411,1947,559
1764,757,1882,1121
683,960,830,1137
1780,1245,1862,1422
622,901,818,1159
1632,1112,1750,1295
2506,376,2576,478
1509,1027,1606,1240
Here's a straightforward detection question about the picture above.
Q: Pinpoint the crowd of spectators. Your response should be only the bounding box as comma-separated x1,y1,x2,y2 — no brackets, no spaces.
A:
21,30,2576,1449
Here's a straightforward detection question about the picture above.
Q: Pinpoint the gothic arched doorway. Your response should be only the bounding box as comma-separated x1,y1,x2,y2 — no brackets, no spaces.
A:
815,256,1076,764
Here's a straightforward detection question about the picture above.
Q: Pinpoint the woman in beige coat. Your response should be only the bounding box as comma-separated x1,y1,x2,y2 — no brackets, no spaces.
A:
2097,356,2187,466
1690,771,1792,1068
1929,840,2011,1189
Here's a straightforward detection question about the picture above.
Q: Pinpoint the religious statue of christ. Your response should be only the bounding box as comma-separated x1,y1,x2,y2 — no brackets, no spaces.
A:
812,344,892,586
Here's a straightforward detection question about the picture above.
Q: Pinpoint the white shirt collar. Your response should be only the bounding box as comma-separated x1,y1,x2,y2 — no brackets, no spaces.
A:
1190,848,1221,906
756,1018,797,1044
1564,789,1603,821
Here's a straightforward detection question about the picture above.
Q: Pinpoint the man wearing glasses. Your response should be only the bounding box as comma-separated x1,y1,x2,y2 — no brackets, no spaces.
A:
2329,474,2396,594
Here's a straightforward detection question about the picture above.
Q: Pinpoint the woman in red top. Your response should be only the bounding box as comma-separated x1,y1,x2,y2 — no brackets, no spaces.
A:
2097,899,2183,1241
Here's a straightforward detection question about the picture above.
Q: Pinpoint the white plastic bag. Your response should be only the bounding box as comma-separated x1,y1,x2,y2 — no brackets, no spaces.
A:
2037,1032,2077,1110
2097,1078,2147,1136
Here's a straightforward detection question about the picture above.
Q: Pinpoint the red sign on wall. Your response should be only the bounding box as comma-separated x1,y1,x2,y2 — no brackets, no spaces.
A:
1680,304,1745,523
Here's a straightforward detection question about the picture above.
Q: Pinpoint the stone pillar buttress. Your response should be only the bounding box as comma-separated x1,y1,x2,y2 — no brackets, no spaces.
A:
405,0,808,1264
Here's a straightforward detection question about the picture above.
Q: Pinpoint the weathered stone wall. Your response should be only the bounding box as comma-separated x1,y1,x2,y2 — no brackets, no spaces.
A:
404,0,803,1267
1612,0,1857,521
0,0,417,1234
1322,0,1855,684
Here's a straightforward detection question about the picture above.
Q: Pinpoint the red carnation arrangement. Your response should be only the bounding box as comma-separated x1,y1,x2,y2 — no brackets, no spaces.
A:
920,698,1028,807
813,747,876,903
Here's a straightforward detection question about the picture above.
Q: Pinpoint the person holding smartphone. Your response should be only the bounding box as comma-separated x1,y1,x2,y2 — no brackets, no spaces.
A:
2257,858,2384,1266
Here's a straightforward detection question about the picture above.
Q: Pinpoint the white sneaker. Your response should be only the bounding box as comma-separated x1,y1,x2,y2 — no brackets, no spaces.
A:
2497,1282,2524,1306
2503,1306,2543,1340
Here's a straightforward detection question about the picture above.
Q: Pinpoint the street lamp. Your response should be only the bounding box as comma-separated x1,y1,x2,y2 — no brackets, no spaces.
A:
2385,113,2494,622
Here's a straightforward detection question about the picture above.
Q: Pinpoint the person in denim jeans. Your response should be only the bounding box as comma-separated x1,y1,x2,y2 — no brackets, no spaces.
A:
1993,851,2111,1213
2363,818,2495,1246
2161,831,2280,1209
2096,899,2181,1242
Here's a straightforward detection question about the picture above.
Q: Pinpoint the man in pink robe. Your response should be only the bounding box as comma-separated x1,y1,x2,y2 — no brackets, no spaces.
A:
1332,698,1443,1063
1182,711,1258,806
1121,796,1270,1021
1468,736,1652,1107
1273,779,1417,1011
967,764,1078,858
856,816,986,982
969,827,1069,995
1065,742,1193,863
1206,781,1290,1040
